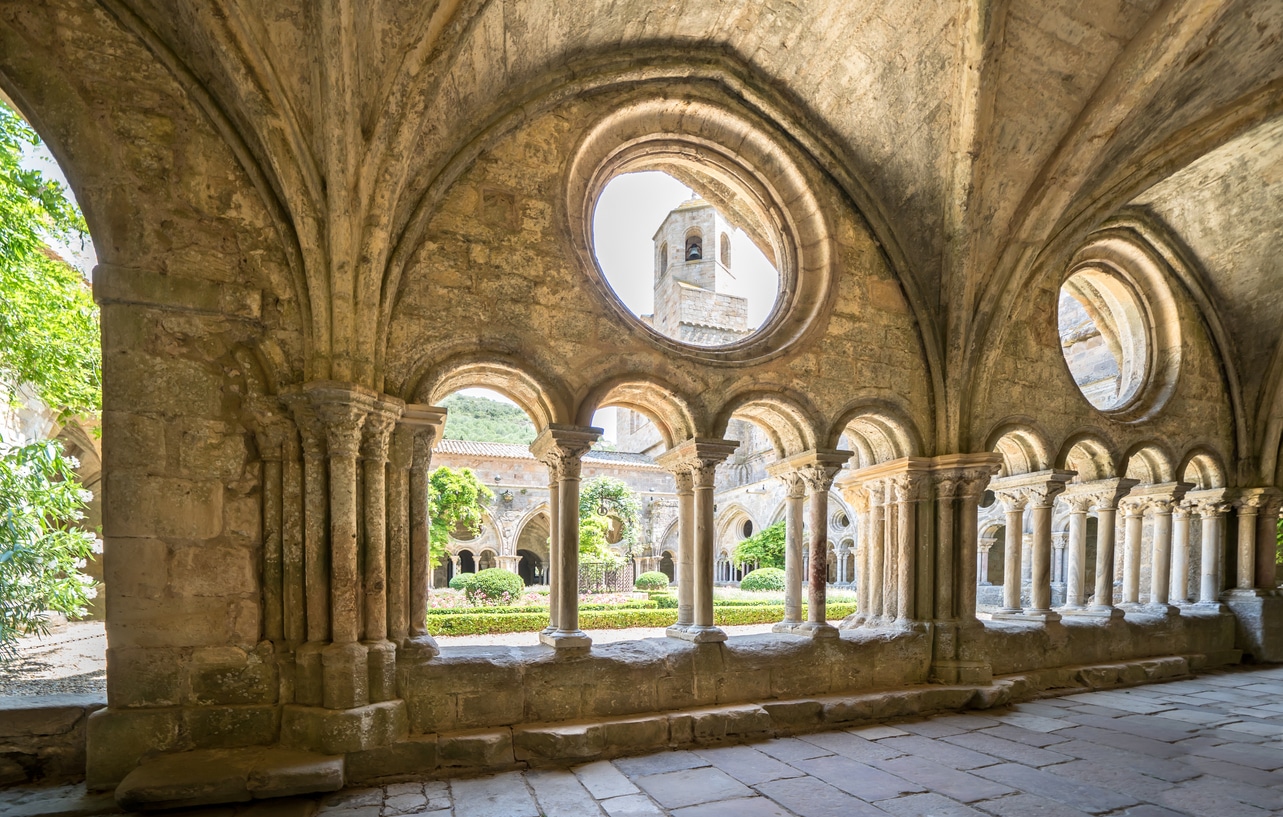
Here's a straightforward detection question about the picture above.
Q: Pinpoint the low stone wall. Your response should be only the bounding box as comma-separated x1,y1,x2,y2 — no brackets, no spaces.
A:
397,630,934,736
0,694,105,785
982,609,1237,676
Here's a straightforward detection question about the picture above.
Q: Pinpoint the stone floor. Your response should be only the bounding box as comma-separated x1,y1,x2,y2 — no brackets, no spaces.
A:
2,665,1282,817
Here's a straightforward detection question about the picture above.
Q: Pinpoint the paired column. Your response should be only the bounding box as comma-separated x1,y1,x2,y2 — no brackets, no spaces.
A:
530,425,602,650
1059,492,1092,610
360,401,402,701
1118,482,1190,614
1062,479,1136,618
658,439,739,643
1185,489,1230,607
1144,484,1190,616
990,469,1072,622
768,450,849,637
1120,496,1146,607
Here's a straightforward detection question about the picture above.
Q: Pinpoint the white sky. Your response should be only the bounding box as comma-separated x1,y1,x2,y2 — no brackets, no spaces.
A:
19,136,97,277
592,171,779,327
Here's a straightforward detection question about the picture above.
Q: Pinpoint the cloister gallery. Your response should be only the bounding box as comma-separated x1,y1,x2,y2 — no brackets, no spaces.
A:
2,0,1282,807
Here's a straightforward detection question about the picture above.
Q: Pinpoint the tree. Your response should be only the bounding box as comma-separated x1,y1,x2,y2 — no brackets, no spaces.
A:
428,466,493,568
733,520,786,570
440,394,535,445
579,476,640,552
0,101,99,420
0,440,97,657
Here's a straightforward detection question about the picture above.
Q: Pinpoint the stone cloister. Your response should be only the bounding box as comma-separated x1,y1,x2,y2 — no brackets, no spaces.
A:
2,0,1283,807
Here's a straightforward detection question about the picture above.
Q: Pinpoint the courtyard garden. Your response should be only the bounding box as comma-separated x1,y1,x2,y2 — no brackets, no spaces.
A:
425,568,858,636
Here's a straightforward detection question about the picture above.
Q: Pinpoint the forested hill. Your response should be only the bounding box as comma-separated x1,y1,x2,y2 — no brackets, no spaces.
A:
441,393,536,445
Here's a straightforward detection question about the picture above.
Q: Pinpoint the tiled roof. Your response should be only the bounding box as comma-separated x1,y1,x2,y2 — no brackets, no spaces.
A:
434,438,663,469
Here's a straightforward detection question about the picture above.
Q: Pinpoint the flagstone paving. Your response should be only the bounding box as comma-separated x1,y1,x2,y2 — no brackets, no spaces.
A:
2,665,1281,816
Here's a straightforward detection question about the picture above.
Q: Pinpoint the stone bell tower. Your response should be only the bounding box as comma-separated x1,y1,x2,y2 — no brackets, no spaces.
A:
649,197,751,346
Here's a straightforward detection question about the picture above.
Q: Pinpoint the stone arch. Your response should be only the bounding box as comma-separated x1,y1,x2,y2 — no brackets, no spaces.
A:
715,504,758,551
829,398,924,468
1179,447,1227,489
714,391,820,457
986,420,1055,477
406,353,570,430
1056,431,1118,482
576,377,698,448
1122,441,1176,484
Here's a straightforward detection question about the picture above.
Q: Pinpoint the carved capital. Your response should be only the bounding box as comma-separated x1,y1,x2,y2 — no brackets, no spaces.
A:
315,402,367,459
389,425,413,470
1063,494,1093,514
1185,488,1231,518
672,469,694,494
361,403,401,462
778,469,807,499
243,397,293,462
799,462,842,495
530,424,601,482
989,469,1073,510
892,472,926,504
993,490,1028,513
932,474,961,500
657,438,739,490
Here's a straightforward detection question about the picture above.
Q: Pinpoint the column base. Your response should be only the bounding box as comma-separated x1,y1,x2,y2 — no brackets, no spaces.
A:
539,629,592,650
665,623,692,639
1141,603,1180,618
1191,600,1230,613
1064,606,1125,619
668,625,727,643
540,625,557,636
771,620,804,634
321,642,370,710
365,639,397,702
774,621,839,638
280,700,408,755
400,633,440,658
1009,609,1062,623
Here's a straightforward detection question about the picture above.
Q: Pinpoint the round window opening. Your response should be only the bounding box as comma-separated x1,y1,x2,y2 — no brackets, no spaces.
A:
1058,268,1151,412
740,519,754,539
592,170,782,348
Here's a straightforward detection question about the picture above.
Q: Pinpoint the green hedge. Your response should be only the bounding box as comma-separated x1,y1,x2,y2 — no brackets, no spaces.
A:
426,599,659,616
424,602,858,636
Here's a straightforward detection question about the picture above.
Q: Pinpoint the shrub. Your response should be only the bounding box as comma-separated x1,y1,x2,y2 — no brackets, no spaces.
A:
635,571,670,590
740,567,787,592
651,593,678,609
422,601,859,636
464,568,524,606
448,572,476,591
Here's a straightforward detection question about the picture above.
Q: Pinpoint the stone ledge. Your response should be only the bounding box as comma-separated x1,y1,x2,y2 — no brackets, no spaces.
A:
0,695,106,786
113,747,343,810
346,651,1243,784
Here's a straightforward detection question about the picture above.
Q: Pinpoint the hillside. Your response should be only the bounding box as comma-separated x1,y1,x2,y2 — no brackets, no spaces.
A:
440,393,536,445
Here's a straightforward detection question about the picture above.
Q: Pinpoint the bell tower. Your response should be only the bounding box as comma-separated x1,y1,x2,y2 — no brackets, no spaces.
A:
649,197,749,345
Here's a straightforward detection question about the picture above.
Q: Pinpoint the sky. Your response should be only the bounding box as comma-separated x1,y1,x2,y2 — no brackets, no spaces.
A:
19,133,97,277
592,170,780,329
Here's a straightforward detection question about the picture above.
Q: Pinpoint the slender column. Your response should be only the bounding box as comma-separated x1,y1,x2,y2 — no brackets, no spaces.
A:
290,402,330,646
1170,504,1191,604
1066,478,1136,617
978,539,994,585
403,405,445,651
248,411,289,645
543,467,561,634
1235,493,1261,590
1063,496,1090,609
311,385,377,711
776,472,807,627
1147,497,1178,615
997,496,1026,614
281,431,305,647
670,471,694,630
1189,491,1229,605
802,463,842,636
1255,494,1282,591
957,468,994,622
933,475,960,621
361,407,398,643
1027,485,1066,620
883,486,899,621
532,425,602,649
387,427,412,643
865,482,885,621
1121,498,1145,606
893,473,924,623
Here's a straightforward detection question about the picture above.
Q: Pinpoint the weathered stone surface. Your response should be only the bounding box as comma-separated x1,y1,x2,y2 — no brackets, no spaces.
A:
279,702,407,755
114,747,342,809
436,728,515,770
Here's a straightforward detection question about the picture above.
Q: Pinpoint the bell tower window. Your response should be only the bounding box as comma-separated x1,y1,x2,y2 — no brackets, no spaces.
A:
686,234,702,261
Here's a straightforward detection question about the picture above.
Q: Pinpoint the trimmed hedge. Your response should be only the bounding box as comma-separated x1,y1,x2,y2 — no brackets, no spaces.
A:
464,568,524,605
740,567,787,591
634,571,670,590
424,602,859,636
447,572,475,590
426,599,659,616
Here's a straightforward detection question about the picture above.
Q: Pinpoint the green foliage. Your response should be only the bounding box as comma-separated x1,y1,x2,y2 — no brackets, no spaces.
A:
580,476,641,550
650,593,678,609
740,567,787,592
0,102,99,420
578,513,612,558
634,571,670,590
733,521,786,570
441,394,535,445
0,440,97,657
1276,517,1282,570
464,568,524,606
426,600,658,616
429,467,493,567
447,572,475,591
423,602,859,636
